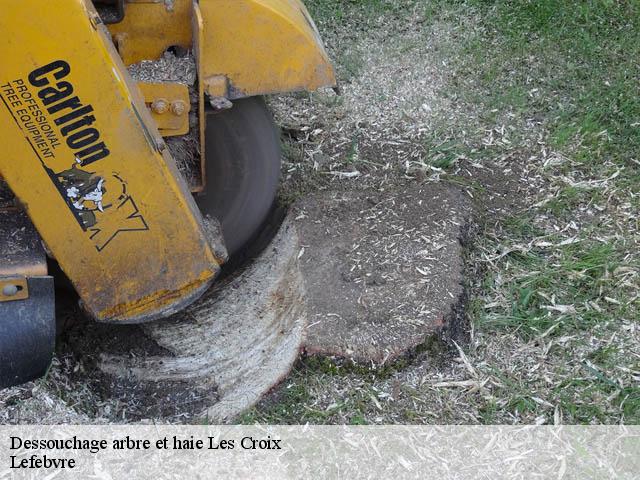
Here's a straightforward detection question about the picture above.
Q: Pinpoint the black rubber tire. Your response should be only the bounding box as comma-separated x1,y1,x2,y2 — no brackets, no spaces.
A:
195,97,281,257
0,277,55,389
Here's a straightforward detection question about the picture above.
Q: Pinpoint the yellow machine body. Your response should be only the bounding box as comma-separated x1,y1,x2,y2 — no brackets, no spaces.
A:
0,0,335,324
0,1,220,323
108,0,336,98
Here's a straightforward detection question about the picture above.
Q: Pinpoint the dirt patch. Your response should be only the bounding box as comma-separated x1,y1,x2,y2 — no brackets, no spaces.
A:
100,376,219,421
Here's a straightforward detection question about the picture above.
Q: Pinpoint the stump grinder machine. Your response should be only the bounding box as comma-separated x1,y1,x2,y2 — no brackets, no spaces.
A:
0,0,335,388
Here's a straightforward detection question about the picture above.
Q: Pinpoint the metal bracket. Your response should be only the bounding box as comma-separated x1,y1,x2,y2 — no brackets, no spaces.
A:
204,75,233,112
105,0,193,66
137,82,191,136
0,277,29,303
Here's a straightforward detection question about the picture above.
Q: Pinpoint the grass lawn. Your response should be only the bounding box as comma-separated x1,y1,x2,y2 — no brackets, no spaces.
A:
243,0,639,425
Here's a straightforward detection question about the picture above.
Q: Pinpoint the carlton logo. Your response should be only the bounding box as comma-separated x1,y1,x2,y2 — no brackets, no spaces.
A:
22,60,148,251
28,60,110,167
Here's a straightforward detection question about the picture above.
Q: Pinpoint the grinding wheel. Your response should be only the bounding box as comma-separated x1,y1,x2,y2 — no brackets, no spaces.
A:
0,277,55,389
196,97,281,257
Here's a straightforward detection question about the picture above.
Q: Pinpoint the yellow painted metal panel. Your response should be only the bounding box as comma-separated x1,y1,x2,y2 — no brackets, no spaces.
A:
106,0,335,98
198,0,336,98
0,0,220,323
108,0,193,65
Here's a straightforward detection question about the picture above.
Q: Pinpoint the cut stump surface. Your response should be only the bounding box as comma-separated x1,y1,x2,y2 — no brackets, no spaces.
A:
296,184,471,363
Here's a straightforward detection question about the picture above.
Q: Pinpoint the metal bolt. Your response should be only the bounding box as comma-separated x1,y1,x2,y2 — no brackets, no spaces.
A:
2,284,18,297
170,100,187,116
151,99,169,114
